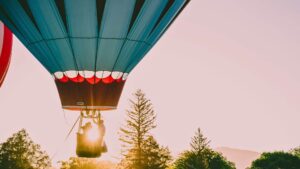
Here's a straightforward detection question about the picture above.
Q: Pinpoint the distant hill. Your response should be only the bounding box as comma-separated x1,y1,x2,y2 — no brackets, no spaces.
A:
215,147,260,169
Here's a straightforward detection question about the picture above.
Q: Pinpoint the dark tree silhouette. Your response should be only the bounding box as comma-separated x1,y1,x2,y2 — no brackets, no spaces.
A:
173,128,210,169
173,128,235,169
0,129,51,169
173,151,208,169
142,136,172,169
208,151,236,169
250,151,300,169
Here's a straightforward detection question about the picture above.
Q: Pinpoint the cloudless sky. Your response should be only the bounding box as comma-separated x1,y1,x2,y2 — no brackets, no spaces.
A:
1,0,300,165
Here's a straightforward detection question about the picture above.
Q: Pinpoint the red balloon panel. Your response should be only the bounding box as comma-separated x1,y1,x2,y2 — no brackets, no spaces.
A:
0,22,13,87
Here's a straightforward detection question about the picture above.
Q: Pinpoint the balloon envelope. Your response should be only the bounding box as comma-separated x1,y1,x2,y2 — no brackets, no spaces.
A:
0,0,190,110
0,21,12,87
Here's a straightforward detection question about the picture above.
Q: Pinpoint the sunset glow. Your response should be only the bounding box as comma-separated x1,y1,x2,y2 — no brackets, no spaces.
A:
86,125,100,142
1,1,300,169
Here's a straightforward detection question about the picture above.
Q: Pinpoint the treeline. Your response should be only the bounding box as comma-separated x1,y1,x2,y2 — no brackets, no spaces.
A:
248,150,300,169
0,90,299,169
116,89,235,169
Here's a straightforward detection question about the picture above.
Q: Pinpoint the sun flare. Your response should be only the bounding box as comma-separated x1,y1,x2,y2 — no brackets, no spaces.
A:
86,126,100,142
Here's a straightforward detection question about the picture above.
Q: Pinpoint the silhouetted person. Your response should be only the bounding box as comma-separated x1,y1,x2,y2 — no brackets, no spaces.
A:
98,120,107,153
82,122,92,138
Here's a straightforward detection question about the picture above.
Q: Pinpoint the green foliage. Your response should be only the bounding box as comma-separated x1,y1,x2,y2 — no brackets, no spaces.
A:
173,151,209,169
208,151,236,169
173,128,210,169
118,89,171,169
0,129,51,169
173,128,235,169
290,146,300,158
142,136,172,169
59,157,115,169
250,151,300,169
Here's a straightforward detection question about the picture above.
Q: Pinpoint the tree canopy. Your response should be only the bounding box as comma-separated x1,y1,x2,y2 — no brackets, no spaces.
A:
0,129,51,169
291,146,300,158
142,136,172,169
59,157,115,169
208,150,236,169
250,151,300,169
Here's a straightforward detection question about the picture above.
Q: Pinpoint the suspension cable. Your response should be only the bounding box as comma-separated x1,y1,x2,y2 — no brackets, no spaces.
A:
50,114,81,161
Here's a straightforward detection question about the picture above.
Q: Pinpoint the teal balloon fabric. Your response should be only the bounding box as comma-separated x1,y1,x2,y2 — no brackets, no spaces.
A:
0,0,189,78
0,0,190,110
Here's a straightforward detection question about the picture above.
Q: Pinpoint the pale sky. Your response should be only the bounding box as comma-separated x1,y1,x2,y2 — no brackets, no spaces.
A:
1,0,300,165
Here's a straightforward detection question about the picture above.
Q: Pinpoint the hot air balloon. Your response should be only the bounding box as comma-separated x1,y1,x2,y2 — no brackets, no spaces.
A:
0,0,190,157
0,21,12,88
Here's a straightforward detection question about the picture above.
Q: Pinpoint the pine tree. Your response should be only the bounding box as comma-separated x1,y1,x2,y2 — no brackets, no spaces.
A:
173,128,210,169
143,136,172,169
173,128,235,169
190,128,210,155
118,89,171,169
